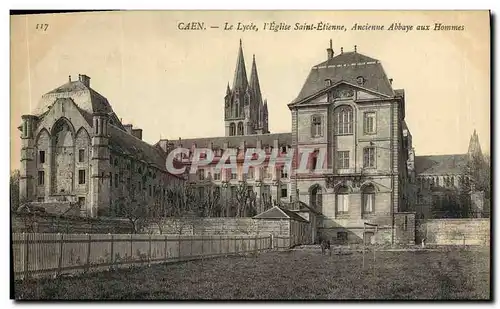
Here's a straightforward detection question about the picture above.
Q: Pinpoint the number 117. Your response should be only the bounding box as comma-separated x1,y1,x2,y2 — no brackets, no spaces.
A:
36,24,49,31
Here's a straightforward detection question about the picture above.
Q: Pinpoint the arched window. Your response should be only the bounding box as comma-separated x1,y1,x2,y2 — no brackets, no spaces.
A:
237,122,244,136
335,106,353,135
309,185,323,210
450,176,455,187
362,184,376,214
229,123,236,136
311,115,322,137
336,185,349,214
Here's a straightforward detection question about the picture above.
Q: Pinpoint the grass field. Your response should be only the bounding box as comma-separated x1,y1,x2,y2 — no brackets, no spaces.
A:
14,247,490,300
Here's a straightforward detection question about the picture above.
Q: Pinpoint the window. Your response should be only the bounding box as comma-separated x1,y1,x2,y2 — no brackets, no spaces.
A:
335,106,353,135
325,79,332,87
114,173,118,188
78,170,86,185
281,186,288,198
78,149,85,162
337,232,348,243
403,215,408,231
362,184,376,214
263,167,271,179
230,186,237,198
247,167,254,179
39,151,45,164
337,151,349,169
357,76,365,85
78,197,85,208
38,171,44,185
364,112,376,134
229,123,236,136
247,186,254,197
311,115,322,137
37,197,44,202
214,172,221,181
231,172,237,180
198,169,205,181
281,146,287,153
336,186,349,214
280,166,288,179
310,185,322,210
237,122,244,136
363,147,376,168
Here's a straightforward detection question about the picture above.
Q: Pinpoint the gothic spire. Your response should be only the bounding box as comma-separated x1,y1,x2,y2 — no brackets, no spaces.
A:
249,54,263,105
468,129,483,161
232,39,248,90
226,82,231,95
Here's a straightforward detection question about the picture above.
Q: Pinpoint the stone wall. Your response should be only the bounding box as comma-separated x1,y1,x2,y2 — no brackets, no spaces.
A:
143,217,292,237
417,218,490,245
11,213,133,234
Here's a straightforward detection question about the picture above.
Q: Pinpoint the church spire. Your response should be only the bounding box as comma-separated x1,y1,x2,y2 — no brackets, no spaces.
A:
232,39,248,90
249,54,263,105
468,129,483,161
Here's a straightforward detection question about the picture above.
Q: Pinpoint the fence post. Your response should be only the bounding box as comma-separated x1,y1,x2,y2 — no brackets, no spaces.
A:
270,234,274,250
219,235,223,256
190,236,193,258
148,234,152,267
23,232,29,280
164,235,168,262
85,233,91,273
255,235,258,254
57,233,64,277
129,233,133,267
201,235,204,260
178,235,181,261
109,233,114,271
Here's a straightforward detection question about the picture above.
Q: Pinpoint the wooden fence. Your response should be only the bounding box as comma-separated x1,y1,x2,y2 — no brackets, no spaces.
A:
12,233,289,281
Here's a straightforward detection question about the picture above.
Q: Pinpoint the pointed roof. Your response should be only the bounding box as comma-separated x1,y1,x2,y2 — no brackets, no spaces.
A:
226,82,231,95
468,129,483,159
253,206,308,222
249,54,263,104
232,39,248,90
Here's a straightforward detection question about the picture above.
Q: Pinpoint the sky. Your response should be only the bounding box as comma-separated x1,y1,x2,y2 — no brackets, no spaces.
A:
10,11,490,171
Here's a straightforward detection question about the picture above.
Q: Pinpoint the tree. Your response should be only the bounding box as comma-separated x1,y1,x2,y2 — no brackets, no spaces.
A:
233,182,258,217
10,170,20,212
201,184,222,217
119,182,146,233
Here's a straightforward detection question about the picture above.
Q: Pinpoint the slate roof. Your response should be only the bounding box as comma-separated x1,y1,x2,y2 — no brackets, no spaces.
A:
35,80,115,115
415,154,469,176
253,206,308,223
108,125,167,171
159,132,292,149
291,51,395,104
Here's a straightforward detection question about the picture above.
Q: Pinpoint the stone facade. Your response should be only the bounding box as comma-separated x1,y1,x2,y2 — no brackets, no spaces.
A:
19,74,183,218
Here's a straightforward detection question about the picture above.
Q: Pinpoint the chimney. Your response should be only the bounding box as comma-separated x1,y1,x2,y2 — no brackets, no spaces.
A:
68,75,71,82
123,124,133,134
132,128,143,140
326,39,334,59
340,47,344,54
389,78,393,85
354,45,357,53
78,74,91,87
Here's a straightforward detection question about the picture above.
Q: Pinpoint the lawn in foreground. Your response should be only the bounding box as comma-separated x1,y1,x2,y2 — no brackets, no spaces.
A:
15,247,490,300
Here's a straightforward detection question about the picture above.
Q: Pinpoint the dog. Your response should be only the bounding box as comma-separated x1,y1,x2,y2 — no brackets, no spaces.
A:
320,239,332,256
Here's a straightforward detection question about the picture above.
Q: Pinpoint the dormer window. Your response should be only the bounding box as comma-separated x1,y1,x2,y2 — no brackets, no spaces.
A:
324,79,332,87
357,76,365,85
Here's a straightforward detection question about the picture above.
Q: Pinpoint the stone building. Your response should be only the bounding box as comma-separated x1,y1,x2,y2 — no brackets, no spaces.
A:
412,130,487,219
18,74,184,217
158,41,416,244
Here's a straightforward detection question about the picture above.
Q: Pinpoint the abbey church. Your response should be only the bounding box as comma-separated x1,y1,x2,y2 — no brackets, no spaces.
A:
18,40,486,244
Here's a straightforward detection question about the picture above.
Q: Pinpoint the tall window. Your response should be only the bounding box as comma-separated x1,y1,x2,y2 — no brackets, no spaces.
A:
231,172,237,180
280,166,288,179
363,147,376,168
310,185,322,210
247,166,254,179
197,169,205,181
337,151,349,169
335,106,353,135
38,171,45,185
78,170,86,185
237,122,244,135
229,123,236,136
362,184,376,214
281,184,288,198
336,186,349,214
311,115,322,137
39,151,45,164
78,149,85,162
263,166,271,179
214,171,221,181
364,112,376,134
